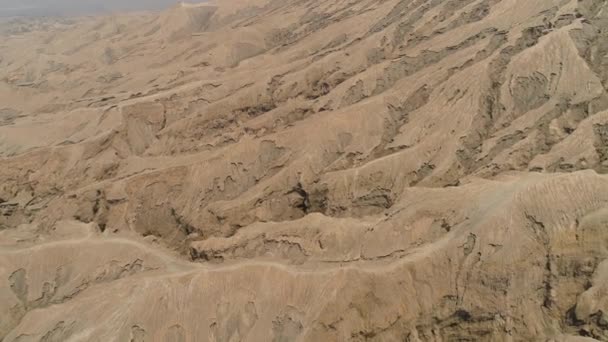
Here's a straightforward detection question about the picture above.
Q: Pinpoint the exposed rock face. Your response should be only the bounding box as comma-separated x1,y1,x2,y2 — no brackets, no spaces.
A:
1,0,608,340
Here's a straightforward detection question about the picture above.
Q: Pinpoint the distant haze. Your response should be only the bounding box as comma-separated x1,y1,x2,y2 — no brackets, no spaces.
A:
0,0,190,16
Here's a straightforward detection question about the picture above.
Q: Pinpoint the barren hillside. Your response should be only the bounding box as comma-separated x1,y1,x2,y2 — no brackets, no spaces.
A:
1,0,608,340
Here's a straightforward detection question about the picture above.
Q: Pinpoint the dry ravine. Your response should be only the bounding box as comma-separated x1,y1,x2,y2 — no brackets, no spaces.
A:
2,0,608,341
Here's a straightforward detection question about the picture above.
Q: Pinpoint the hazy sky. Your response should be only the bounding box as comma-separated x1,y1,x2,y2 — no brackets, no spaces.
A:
0,0,186,16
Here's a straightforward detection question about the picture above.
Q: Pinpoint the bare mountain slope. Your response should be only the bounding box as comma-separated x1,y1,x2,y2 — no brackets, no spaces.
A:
2,0,608,340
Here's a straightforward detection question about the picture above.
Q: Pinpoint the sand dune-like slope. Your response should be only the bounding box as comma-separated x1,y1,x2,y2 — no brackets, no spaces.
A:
2,0,608,340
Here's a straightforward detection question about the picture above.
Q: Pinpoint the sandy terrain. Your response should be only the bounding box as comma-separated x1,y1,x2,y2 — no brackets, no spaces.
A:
1,0,608,340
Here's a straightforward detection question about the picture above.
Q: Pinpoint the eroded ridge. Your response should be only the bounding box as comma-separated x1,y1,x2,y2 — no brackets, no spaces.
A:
2,0,608,340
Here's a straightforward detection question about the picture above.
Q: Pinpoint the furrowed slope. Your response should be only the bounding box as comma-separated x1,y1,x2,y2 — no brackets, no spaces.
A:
1,0,608,340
